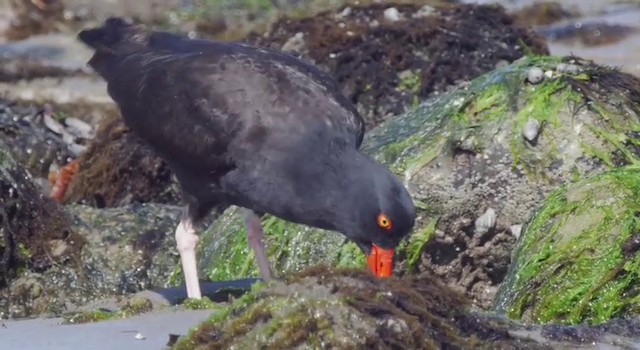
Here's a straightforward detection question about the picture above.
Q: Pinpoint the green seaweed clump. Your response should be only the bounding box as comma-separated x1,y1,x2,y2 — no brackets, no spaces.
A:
495,166,640,325
63,296,154,324
182,296,220,310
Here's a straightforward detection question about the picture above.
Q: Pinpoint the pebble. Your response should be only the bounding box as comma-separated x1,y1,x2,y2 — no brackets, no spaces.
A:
527,67,544,84
522,119,541,143
384,7,402,22
414,5,436,18
338,6,352,18
475,208,497,235
556,63,581,75
134,333,146,340
281,32,305,53
510,224,523,239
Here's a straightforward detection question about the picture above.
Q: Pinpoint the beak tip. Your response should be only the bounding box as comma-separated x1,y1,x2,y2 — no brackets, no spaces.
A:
367,244,395,278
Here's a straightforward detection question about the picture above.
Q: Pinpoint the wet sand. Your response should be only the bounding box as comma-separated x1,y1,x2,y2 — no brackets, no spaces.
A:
0,309,214,350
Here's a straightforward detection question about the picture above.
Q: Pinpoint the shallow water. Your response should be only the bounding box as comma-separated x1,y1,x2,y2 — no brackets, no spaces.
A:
463,0,640,76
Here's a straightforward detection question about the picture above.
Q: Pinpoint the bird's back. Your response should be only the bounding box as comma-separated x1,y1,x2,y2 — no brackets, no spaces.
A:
78,18,365,190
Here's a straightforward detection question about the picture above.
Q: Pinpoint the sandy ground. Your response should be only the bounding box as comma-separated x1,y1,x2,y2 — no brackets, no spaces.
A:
0,309,214,350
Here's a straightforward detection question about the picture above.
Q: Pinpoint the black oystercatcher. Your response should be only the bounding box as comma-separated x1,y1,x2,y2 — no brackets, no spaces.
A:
78,18,416,299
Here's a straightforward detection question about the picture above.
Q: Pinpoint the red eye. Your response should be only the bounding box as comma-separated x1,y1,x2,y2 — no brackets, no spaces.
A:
377,213,393,231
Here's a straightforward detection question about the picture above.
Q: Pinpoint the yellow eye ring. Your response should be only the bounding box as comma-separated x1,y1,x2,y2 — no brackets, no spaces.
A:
377,213,393,231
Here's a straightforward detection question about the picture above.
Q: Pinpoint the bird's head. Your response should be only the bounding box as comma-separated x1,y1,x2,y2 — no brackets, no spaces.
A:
334,152,416,278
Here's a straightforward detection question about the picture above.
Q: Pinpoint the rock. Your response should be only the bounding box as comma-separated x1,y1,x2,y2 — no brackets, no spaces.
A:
510,224,522,239
245,2,549,129
0,99,79,183
0,202,183,319
172,267,640,349
193,206,366,283
62,112,182,208
475,207,497,235
522,118,541,143
414,5,436,18
280,32,305,54
383,7,402,22
495,166,640,326
556,62,581,75
527,66,545,84
0,140,83,290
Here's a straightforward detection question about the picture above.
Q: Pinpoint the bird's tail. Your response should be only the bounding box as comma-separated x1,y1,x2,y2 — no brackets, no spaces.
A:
77,17,147,75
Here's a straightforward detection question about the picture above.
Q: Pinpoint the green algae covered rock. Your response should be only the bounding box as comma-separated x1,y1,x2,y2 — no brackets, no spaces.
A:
173,267,640,349
172,267,550,350
192,55,640,310
192,207,368,282
494,166,640,326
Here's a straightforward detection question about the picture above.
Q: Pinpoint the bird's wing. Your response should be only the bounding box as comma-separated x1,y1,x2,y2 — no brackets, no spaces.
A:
94,38,364,172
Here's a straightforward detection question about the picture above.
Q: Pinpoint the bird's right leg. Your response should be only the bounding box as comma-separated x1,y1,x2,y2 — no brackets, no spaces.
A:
175,209,202,299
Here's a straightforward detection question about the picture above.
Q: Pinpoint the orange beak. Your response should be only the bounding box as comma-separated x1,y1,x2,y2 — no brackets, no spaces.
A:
366,244,394,278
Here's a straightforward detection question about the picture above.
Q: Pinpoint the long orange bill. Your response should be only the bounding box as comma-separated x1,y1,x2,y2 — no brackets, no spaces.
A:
367,244,394,278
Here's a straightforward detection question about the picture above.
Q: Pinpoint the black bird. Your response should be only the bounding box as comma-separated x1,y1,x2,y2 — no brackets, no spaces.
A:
78,17,416,299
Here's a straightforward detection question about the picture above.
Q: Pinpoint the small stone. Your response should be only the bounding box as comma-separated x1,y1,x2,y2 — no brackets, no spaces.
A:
384,7,402,22
384,317,409,333
338,7,352,18
475,208,497,235
370,19,379,28
510,225,523,239
527,67,544,84
544,70,554,78
556,63,581,75
49,239,69,258
414,5,436,18
135,333,146,340
281,32,305,53
522,119,541,143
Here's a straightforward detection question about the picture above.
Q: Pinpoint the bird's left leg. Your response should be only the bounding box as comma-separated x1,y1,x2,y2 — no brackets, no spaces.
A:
243,209,273,281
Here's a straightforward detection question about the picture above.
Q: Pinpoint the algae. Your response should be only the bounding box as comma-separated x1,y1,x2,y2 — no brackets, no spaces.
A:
495,166,640,325
181,296,220,310
172,267,550,350
63,296,154,324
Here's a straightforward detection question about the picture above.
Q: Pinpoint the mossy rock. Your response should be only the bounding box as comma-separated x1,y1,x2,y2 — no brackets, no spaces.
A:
494,166,640,326
186,207,369,283
172,266,640,349
172,267,548,350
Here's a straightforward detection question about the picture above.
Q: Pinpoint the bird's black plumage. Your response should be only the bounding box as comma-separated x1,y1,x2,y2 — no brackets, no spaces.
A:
78,18,415,285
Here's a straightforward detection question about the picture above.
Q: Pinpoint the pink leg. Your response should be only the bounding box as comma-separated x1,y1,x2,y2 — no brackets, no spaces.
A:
243,209,273,281
175,218,202,299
